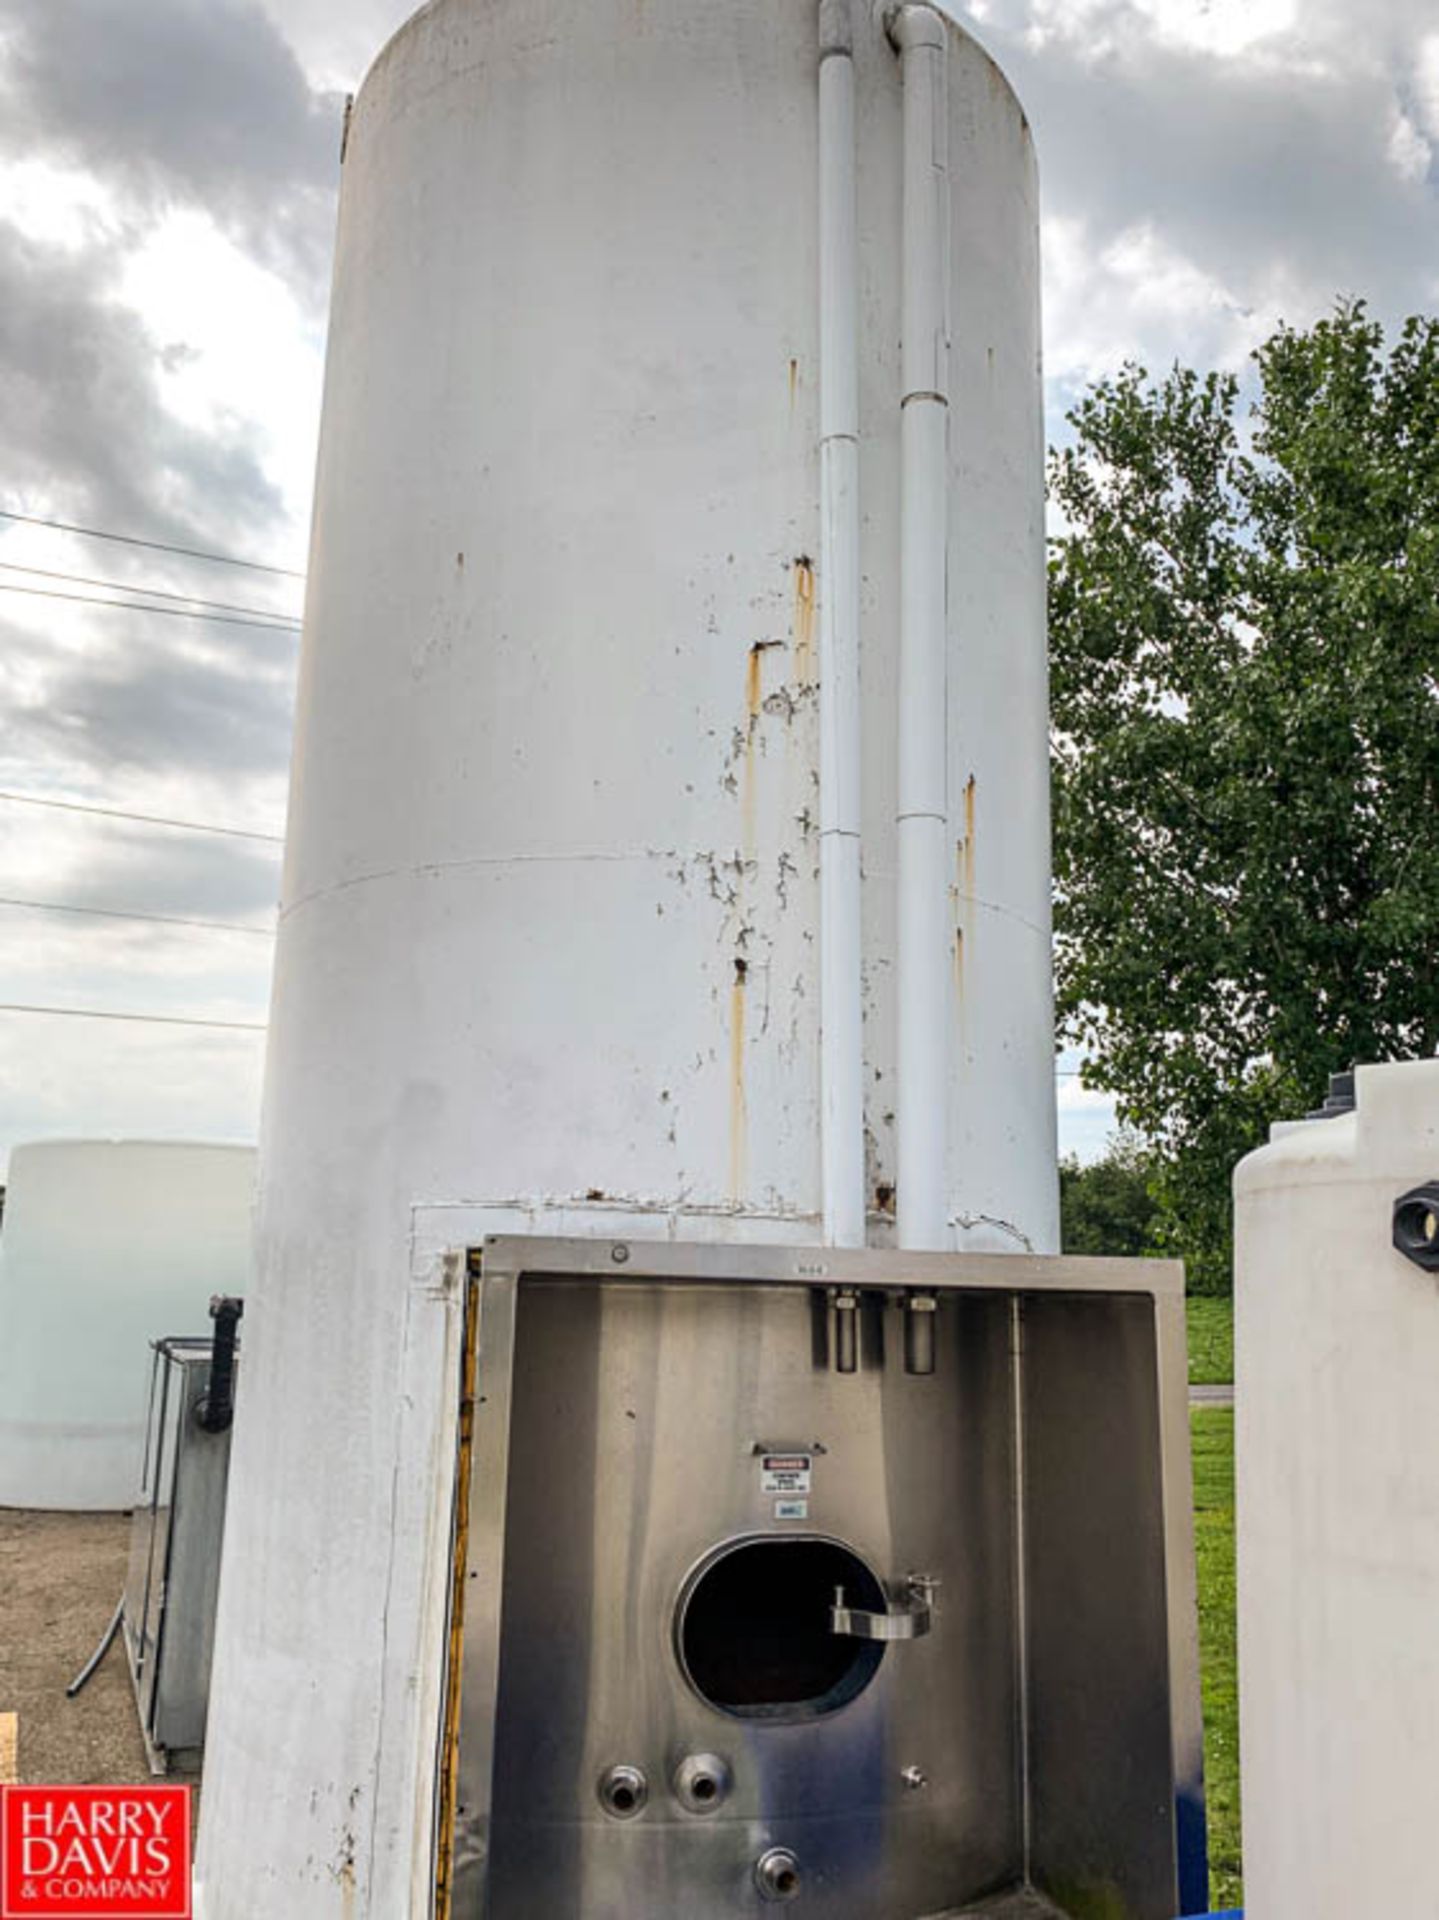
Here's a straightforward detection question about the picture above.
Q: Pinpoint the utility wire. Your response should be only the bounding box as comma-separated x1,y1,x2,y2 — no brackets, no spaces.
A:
0,791,284,845
0,1002,266,1032
0,508,304,580
0,895,275,938
0,560,301,626
0,579,301,634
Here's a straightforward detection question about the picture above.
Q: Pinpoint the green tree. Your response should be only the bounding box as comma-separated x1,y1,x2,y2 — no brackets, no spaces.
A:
1049,304,1439,1293
1059,1136,1163,1259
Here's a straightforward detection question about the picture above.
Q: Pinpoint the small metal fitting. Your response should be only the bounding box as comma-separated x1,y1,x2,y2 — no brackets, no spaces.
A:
611,1243,630,1264
1394,1183,1439,1271
755,1848,801,1901
831,1571,936,1642
673,1752,731,1814
597,1764,647,1818
903,1292,937,1375
901,1764,928,1791
832,1289,859,1373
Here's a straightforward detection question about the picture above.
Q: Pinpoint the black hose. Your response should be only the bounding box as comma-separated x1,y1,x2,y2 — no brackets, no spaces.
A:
196,1294,244,1433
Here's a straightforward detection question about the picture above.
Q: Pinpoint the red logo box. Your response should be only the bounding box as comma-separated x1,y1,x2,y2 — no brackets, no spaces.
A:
0,1786,191,1919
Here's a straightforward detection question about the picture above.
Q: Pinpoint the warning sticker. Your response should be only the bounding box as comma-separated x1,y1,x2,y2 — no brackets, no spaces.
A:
773,1498,809,1521
761,1453,812,1495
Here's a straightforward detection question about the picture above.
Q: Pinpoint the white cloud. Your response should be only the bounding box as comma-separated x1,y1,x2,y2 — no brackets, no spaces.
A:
1387,106,1432,182
1136,0,1299,59
118,211,323,536
2,158,121,252
1415,33,1439,140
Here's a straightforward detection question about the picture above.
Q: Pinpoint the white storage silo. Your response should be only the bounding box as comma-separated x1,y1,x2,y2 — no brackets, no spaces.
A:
199,2,1056,1913
0,1140,255,1510
1236,1059,1439,1919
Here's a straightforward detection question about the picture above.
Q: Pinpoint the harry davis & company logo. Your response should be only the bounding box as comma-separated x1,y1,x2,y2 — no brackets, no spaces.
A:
0,1785,191,1918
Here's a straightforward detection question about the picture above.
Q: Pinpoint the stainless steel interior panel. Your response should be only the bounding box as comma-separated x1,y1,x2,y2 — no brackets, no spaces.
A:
483,1279,1018,1918
1019,1293,1178,1918
451,1239,1202,1920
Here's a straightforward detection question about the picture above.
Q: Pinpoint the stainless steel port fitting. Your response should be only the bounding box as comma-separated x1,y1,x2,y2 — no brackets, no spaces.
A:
755,1847,802,1901
673,1752,731,1814
597,1763,647,1818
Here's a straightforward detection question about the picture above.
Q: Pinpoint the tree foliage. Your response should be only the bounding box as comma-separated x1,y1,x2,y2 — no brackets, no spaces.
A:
1049,304,1439,1291
1059,1136,1163,1261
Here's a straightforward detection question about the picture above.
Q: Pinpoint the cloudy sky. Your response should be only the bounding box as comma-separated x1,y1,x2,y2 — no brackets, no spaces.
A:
1,0,1436,1178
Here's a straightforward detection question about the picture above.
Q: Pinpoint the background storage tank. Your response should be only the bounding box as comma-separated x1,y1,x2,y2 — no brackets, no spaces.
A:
0,1140,255,1510
198,2,1057,1913
1235,1059,1439,1919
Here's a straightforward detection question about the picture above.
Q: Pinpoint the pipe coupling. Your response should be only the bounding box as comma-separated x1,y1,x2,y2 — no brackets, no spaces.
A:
755,1848,802,1901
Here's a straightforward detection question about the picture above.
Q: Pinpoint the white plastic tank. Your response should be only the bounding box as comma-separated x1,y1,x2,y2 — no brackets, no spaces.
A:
1235,1059,1439,1919
0,1140,256,1510
199,2,1054,1912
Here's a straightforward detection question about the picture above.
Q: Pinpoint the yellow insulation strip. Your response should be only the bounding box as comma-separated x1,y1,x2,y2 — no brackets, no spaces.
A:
434,1264,480,1920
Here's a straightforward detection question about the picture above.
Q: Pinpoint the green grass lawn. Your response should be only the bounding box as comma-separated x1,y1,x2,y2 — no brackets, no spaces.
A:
1187,1296,1234,1386
1192,1407,1241,1912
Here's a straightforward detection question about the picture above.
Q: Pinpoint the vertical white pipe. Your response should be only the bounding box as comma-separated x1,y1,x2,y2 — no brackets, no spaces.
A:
818,0,866,1248
893,2,950,1251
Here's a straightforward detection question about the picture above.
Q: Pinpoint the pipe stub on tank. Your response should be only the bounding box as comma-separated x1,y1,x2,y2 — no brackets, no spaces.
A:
755,1848,802,1901
673,1752,731,1814
597,1764,647,1819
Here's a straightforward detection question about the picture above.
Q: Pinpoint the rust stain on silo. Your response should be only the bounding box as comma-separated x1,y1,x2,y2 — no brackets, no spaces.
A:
746,642,765,719
789,357,799,405
792,555,815,687
961,774,976,897
730,958,748,1201
956,776,976,1036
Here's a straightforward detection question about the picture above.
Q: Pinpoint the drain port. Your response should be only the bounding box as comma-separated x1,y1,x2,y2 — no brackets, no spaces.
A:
674,1752,731,1814
755,1847,801,1901
597,1764,647,1818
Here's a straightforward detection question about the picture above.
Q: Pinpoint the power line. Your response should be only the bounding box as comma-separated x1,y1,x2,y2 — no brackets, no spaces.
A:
0,895,275,938
0,791,283,845
0,579,301,634
0,560,301,626
0,508,304,580
0,1002,265,1032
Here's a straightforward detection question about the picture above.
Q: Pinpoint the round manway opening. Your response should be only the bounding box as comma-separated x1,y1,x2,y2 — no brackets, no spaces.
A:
678,1537,886,1720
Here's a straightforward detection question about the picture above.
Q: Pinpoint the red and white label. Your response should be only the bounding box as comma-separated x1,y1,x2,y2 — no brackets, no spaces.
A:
760,1453,812,1495
0,1786,191,1919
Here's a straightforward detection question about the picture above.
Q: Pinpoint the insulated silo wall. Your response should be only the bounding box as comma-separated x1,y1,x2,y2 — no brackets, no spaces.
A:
198,2,1053,1912
0,1140,255,1510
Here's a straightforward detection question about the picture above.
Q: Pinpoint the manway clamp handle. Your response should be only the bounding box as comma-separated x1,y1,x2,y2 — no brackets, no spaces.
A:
830,1573,937,1642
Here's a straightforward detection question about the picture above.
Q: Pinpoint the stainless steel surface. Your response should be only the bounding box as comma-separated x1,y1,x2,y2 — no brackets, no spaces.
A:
122,1338,235,1773
451,1238,1202,1919
939,1896,1072,1919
